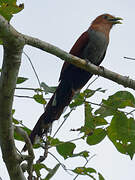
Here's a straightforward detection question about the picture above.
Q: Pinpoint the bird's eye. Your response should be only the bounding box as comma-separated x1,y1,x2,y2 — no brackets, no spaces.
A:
103,15,108,19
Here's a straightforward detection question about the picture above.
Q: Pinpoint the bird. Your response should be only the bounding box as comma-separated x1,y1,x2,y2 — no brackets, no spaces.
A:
23,14,122,151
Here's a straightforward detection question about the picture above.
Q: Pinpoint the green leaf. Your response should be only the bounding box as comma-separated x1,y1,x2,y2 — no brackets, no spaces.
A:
41,82,57,94
80,102,95,136
79,151,89,158
95,105,114,117
83,89,96,98
17,77,28,84
103,91,135,109
107,111,135,159
0,1,24,21
33,163,51,177
93,116,108,126
12,109,15,115
56,142,76,159
98,172,105,180
87,128,106,145
48,137,61,146
81,103,108,136
95,91,135,118
44,164,60,180
71,151,89,158
83,88,106,99
33,94,46,104
84,102,94,129
13,118,19,124
73,167,97,179
70,93,84,108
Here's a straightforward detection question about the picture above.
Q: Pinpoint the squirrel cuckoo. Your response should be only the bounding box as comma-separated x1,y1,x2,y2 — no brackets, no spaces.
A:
23,14,122,151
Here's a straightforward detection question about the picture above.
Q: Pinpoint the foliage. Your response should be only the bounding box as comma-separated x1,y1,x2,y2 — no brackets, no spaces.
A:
1,1,135,179
14,74,135,179
0,0,24,22
0,0,24,44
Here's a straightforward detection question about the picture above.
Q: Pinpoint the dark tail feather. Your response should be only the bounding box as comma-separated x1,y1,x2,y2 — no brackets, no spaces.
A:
22,80,74,151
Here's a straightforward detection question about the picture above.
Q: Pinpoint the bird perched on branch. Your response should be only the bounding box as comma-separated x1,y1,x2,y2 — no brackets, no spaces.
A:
23,14,122,151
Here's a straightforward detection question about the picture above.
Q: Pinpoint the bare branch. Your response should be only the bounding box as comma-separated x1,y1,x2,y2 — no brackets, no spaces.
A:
124,56,135,61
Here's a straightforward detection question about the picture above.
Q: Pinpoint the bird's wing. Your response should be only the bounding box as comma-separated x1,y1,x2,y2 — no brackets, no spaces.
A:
59,31,89,81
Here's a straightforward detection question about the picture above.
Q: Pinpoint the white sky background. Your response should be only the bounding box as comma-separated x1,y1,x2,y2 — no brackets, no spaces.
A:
0,0,135,179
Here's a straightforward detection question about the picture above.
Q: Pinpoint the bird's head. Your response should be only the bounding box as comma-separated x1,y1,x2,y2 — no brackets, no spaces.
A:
92,14,123,26
90,14,123,38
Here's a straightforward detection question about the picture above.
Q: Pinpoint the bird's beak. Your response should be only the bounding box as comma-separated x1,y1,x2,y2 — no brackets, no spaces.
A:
108,17,123,24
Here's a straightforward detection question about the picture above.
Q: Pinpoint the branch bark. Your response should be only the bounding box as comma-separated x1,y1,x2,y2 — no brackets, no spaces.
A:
23,35,135,90
0,15,26,180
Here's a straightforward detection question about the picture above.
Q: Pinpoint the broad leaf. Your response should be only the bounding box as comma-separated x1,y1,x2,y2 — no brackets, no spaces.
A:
41,82,56,94
95,91,135,118
87,128,106,145
17,77,28,84
33,94,46,104
56,142,76,159
44,164,60,180
81,103,108,137
98,173,105,180
84,102,94,129
107,111,135,159
73,167,97,179
33,163,51,177
0,1,24,21
70,93,84,108
48,137,61,146
103,91,135,109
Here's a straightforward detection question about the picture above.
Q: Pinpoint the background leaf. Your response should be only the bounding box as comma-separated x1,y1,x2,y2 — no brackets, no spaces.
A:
56,142,76,159
87,128,106,145
0,0,24,21
33,94,46,104
107,112,135,159
16,77,28,84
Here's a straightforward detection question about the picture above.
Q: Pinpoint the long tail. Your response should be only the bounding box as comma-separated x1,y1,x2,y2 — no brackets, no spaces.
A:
22,80,74,151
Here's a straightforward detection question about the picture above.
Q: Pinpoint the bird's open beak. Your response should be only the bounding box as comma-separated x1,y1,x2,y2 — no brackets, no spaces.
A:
108,17,123,24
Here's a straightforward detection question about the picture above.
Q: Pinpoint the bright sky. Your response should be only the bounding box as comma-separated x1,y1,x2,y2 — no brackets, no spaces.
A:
0,0,135,179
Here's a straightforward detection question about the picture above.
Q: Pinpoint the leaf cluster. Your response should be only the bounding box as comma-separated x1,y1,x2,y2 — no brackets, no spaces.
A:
14,76,135,179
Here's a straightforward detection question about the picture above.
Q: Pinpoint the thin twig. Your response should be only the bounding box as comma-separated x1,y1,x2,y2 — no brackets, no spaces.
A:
124,56,135,60
23,51,41,87
66,137,82,143
23,51,46,111
73,154,96,180
86,76,99,89
52,109,74,138
48,152,69,172
14,95,33,99
16,87,43,91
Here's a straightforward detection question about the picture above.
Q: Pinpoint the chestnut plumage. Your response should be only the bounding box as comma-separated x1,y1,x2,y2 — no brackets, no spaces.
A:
23,14,122,151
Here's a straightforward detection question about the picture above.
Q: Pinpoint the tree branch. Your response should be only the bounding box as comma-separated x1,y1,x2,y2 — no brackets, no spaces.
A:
0,15,26,180
23,34,135,90
14,127,34,179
